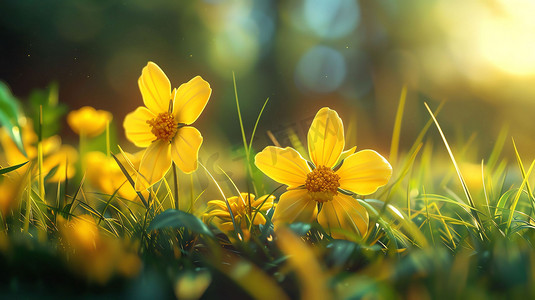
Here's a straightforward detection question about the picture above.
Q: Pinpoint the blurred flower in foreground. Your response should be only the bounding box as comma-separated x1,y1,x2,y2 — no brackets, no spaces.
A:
58,214,141,284
67,106,112,137
0,177,23,217
255,107,392,239
0,119,77,182
85,150,144,200
123,61,211,190
204,193,275,239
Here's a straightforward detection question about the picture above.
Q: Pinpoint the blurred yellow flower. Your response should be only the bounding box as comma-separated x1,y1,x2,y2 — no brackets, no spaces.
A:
204,193,275,237
85,150,144,200
0,177,23,217
123,61,211,190
67,106,112,137
0,119,77,182
58,214,141,284
254,107,392,239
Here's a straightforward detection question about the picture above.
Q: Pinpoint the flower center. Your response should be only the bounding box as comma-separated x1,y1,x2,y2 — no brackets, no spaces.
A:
146,112,178,142
305,165,340,202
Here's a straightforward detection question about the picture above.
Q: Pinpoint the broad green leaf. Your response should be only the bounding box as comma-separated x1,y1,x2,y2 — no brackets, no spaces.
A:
0,81,26,156
148,209,214,238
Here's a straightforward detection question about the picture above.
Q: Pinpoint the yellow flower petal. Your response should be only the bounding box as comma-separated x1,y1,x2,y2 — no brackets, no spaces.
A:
138,62,172,114
135,140,172,190
43,145,78,182
206,200,229,211
318,194,369,239
253,195,275,210
252,213,266,225
254,146,311,188
173,76,212,125
271,190,317,228
170,126,203,173
336,150,392,195
42,135,62,157
67,106,112,137
307,107,345,168
336,146,357,166
124,107,156,147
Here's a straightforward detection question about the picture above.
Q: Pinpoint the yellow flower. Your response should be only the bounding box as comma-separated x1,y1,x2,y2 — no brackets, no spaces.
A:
123,62,211,190
254,107,392,239
0,177,23,217
204,193,275,235
85,150,144,200
58,215,141,284
0,119,77,182
67,106,112,137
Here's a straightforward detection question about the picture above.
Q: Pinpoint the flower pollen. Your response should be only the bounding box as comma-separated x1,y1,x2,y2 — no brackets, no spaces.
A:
305,165,340,202
146,112,178,142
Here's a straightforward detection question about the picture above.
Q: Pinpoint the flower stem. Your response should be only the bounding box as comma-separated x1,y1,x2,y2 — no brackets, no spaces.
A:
173,162,179,210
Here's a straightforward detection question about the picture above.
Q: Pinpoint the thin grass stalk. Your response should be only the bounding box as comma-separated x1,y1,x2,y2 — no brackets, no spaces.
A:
37,105,44,199
199,162,241,237
390,85,407,166
23,169,32,232
512,138,535,215
106,120,111,157
424,102,486,241
173,162,179,210
506,159,535,234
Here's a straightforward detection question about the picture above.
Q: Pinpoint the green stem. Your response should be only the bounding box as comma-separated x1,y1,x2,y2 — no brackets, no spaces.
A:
173,162,179,210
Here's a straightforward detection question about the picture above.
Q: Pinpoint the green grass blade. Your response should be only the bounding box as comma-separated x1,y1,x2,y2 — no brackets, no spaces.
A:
512,138,535,213
199,162,241,236
111,151,148,208
424,102,485,240
0,161,28,175
248,97,269,152
506,159,535,234
233,72,248,154
389,85,407,166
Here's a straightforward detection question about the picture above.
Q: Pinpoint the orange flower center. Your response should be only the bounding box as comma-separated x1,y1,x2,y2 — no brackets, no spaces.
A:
146,112,178,142
305,165,340,202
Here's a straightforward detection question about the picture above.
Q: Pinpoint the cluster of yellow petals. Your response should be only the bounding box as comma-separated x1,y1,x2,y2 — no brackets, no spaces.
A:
254,107,393,240
67,106,112,137
204,193,275,239
0,119,77,183
85,151,147,200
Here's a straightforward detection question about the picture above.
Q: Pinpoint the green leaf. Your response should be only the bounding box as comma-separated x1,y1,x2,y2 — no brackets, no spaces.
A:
148,209,214,238
0,81,26,156
0,161,28,175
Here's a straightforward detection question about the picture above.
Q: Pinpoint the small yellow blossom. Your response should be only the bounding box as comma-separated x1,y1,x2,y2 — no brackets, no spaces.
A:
254,107,392,240
204,192,275,237
85,150,144,200
123,61,211,190
67,106,112,137
0,119,77,182
0,177,22,217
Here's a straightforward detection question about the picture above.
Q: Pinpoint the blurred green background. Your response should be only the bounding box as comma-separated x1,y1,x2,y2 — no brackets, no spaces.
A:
2,0,535,156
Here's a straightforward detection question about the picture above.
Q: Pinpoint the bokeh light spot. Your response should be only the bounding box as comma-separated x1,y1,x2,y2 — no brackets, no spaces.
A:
295,46,346,93
304,0,360,39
